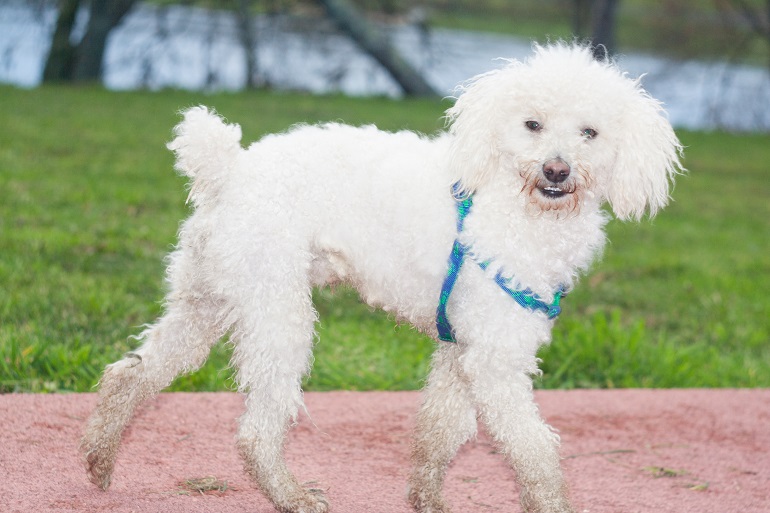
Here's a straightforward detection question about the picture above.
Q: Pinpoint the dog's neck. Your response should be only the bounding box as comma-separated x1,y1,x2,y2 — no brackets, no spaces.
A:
459,186,608,298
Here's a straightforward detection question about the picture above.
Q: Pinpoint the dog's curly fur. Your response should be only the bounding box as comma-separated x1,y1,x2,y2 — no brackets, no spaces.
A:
81,43,682,513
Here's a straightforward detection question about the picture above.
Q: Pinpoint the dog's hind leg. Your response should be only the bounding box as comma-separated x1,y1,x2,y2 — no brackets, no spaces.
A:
463,351,573,513
408,344,478,513
81,246,228,490
230,265,326,513
81,295,226,489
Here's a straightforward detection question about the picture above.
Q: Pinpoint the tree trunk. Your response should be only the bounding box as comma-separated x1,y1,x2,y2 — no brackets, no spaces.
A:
591,0,620,58
571,0,591,38
317,0,437,97
72,0,137,83
42,0,81,83
725,0,770,71
235,0,259,89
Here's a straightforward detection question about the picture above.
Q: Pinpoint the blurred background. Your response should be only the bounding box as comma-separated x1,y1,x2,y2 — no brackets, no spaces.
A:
2,0,769,131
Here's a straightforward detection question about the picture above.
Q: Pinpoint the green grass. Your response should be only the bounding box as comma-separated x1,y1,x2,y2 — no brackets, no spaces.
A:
1,86,768,393
538,130,770,388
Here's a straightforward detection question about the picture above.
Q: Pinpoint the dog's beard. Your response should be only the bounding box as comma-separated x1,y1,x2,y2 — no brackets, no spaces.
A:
519,165,592,218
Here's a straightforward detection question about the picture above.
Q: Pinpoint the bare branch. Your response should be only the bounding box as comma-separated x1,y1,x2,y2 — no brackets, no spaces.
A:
317,0,437,97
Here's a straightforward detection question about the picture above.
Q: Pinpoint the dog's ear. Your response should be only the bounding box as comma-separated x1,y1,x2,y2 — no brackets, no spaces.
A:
607,90,684,221
446,68,510,195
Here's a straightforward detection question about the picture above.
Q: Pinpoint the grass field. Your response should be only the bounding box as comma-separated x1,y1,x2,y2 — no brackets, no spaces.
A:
1,85,768,393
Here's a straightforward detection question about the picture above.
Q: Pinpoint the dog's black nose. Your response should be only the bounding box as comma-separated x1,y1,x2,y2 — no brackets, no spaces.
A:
543,158,571,183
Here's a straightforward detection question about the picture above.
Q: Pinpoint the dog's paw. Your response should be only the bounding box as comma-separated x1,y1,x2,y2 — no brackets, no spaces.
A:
285,496,329,513
82,447,114,490
407,487,452,513
301,486,329,513
273,485,329,513
520,491,575,513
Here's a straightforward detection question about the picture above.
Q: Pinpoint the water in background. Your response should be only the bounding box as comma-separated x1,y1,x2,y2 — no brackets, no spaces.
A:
2,1,769,131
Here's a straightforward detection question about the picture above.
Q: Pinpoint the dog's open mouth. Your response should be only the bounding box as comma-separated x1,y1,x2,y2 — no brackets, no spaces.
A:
538,186,569,199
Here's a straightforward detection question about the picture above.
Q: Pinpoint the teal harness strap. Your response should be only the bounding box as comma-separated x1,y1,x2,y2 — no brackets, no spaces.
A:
477,260,565,321
435,189,472,342
435,188,565,343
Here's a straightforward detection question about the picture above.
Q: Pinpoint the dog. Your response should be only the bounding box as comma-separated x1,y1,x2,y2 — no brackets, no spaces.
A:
81,43,682,513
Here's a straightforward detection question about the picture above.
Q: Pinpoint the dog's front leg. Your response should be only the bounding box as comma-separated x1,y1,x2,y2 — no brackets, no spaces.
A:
462,348,573,513
237,391,328,513
408,343,478,513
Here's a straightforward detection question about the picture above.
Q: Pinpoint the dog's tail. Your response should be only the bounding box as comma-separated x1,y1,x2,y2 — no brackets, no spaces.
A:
167,106,242,206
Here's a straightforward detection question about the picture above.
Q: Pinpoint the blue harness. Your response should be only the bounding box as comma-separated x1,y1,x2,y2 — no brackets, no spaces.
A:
435,188,565,343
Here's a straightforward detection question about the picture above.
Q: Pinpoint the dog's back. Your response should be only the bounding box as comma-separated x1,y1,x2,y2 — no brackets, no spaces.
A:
169,111,459,331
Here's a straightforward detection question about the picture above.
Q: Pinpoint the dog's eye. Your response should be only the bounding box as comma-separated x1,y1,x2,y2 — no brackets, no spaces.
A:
525,120,542,132
582,127,598,139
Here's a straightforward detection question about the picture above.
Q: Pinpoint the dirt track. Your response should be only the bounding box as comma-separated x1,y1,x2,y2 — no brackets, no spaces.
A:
1,389,768,512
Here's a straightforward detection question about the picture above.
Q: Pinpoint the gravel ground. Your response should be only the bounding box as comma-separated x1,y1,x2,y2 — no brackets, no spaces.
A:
1,389,768,513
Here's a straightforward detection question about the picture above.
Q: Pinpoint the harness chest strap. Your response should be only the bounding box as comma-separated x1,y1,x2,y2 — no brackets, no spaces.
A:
435,190,565,343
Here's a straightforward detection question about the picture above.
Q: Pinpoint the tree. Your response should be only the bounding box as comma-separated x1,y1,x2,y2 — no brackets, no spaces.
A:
317,0,438,97
572,0,591,37
42,0,137,83
38,0,437,94
42,0,81,82
571,0,621,57
590,0,620,58
717,0,770,71
235,0,261,89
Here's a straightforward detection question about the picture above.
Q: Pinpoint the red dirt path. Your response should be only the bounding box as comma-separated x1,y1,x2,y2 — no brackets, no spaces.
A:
1,389,768,513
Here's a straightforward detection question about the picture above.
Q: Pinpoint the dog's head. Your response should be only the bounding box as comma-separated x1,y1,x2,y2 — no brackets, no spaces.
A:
446,43,683,220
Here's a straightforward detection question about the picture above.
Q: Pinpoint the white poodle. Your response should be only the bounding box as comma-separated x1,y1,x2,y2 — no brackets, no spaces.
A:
82,43,682,513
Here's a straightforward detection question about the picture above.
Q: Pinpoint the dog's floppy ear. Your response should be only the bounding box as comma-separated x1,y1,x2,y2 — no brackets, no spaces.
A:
607,89,684,221
446,67,512,196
